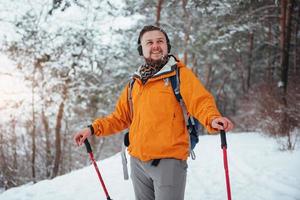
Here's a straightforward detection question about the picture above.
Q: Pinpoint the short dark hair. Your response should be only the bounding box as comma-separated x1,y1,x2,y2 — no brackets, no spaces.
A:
137,25,170,45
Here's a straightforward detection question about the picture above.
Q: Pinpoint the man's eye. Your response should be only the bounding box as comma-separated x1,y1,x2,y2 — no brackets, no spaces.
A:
147,42,153,45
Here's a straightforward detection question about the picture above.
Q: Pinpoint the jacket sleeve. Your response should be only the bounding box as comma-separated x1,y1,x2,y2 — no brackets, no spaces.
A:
91,84,132,136
179,66,221,133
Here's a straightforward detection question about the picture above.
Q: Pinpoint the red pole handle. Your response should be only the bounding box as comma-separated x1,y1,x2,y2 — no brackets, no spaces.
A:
218,123,232,200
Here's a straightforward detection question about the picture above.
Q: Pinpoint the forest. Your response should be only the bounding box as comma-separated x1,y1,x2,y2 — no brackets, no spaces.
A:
0,0,299,190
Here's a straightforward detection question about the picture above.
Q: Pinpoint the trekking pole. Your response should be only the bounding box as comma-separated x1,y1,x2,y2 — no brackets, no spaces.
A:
219,123,232,200
84,139,113,200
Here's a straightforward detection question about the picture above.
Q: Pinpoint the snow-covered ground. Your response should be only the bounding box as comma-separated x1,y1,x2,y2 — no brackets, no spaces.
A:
0,132,299,200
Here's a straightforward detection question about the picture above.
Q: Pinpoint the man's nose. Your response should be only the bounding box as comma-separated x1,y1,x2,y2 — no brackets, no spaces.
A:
151,42,160,50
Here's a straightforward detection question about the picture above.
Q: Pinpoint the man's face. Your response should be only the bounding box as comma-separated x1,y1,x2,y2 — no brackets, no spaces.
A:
140,30,168,60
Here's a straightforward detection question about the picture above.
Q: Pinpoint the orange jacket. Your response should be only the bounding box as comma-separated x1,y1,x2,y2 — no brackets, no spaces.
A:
92,58,221,161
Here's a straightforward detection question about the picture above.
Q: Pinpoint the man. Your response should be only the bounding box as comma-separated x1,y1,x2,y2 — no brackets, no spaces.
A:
74,25,234,200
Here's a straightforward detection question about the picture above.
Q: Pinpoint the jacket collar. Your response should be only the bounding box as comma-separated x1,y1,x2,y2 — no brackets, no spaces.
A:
134,56,178,78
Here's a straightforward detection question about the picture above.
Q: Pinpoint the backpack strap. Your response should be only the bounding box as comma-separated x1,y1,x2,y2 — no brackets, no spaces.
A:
169,66,189,125
121,78,136,180
128,78,136,119
121,140,129,180
169,66,196,159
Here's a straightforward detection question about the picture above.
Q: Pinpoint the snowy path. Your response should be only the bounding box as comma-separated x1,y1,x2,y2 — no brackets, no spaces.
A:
0,133,299,200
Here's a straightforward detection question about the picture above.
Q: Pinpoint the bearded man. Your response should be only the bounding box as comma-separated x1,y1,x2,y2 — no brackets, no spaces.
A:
74,25,233,200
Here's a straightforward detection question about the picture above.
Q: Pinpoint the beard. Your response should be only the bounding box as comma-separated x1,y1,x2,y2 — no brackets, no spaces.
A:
139,53,170,84
144,53,169,68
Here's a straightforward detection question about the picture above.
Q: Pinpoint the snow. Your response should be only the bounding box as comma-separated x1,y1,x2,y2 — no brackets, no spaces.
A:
0,1,299,199
0,54,30,111
0,132,299,200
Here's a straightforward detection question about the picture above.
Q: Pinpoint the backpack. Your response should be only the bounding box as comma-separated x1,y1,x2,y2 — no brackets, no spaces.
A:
121,64,202,180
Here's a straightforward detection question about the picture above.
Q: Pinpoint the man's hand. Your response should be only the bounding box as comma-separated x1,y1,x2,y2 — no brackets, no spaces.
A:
211,117,234,132
73,128,92,146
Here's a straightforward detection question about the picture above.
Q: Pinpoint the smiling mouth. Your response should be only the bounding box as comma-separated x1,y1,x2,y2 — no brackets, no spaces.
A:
151,51,162,55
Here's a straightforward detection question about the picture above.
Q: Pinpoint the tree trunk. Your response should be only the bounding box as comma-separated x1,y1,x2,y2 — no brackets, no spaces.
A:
247,32,254,91
0,126,7,189
52,102,63,178
11,117,17,171
205,63,213,89
281,0,294,92
279,0,294,94
267,22,273,80
182,0,191,64
36,54,52,178
294,7,299,73
60,118,69,173
155,0,164,27
31,81,36,182
42,108,52,178
191,53,197,74
279,0,295,150
216,74,229,104
52,82,68,178
278,1,287,130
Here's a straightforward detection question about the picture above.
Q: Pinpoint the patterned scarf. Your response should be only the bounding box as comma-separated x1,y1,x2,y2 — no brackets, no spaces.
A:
139,55,169,84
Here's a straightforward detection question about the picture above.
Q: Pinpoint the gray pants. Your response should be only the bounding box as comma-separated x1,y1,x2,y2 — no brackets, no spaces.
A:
130,156,187,200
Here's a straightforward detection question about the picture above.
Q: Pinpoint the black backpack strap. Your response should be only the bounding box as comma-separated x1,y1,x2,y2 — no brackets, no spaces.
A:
169,66,189,126
151,159,161,166
169,66,196,159
169,66,182,102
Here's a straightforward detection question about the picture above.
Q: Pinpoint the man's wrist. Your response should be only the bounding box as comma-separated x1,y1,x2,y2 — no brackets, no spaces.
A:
87,124,94,135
